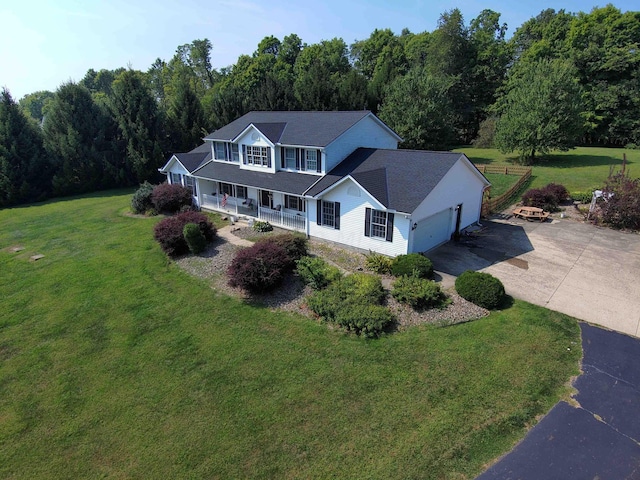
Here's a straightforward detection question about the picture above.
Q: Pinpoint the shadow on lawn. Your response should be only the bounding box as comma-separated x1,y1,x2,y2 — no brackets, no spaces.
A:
536,154,630,168
428,220,535,277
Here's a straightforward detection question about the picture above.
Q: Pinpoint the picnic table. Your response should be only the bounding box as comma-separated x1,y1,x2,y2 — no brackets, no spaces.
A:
512,206,550,222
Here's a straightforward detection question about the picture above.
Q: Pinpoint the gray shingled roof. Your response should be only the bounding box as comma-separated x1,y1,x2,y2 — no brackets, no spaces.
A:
164,143,212,173
203,111,376,147
305,148,480,213
191,161,320,196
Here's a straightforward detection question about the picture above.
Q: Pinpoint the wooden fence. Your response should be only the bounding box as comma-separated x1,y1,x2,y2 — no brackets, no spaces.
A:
475,164,532,176
477,165,532,216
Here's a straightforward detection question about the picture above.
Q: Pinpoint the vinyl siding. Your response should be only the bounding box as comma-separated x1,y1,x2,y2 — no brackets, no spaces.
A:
324,116,399,172
411,158,486,234
308,179,409,257
236,126,276,173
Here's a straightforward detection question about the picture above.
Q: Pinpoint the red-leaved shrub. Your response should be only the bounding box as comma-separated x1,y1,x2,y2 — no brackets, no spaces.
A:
597,173,640,230
154,211,216,256
227,242,290,293
255,233,308,270
522,183,568,212
151,183,193,213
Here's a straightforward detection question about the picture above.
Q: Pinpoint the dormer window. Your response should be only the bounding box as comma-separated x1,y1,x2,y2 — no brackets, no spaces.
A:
244,146,271,167
305,150,318,172
214,142,239,162
284,148,296,169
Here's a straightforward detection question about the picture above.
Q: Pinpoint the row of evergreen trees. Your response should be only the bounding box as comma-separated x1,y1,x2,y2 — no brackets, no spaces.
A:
1,5,639,207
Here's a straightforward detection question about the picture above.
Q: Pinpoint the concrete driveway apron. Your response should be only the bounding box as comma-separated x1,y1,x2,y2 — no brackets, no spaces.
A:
429,217,640,337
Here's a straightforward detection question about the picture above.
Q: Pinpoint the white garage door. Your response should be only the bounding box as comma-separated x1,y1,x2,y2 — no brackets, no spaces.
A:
411,209,452,253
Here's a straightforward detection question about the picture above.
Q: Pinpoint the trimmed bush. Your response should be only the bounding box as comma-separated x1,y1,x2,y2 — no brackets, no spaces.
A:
570,191,594,204
544,183,569,204
522,183,569,212
257,234,308,269
334,303,394,338
131,181,155,214
455,270,505,309
341,273,386,305
252,220,273,232
296,256,342,290
183,223,207,254
365,251,393,274
151,183,193,213
392,276,447,309
391,253,434,279
154,211,216,256
306,273,390,337
227,242,289,293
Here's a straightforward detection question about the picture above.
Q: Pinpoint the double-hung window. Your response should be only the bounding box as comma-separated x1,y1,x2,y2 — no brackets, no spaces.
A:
364,208,394,242
285,195,305,212
245,146,270,167
317,200,340,229
214,142,226,160
184,176,196,196
305,150,317,172
214,142,240,162
170,172,182,185
285,148,296,169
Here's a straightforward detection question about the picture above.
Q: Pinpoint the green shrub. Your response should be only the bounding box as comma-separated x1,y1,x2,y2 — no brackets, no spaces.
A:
392,276,447,309
153,211,216,256
455,270,505,309
183,223,207,254
365,251,393,274
306,273,390,337
258,234,308,269
340,273,386,305
391,253,434,279
570,191,594,204
334,303,394,338
252,220,273,232
296,256,342,290
131,181,155,214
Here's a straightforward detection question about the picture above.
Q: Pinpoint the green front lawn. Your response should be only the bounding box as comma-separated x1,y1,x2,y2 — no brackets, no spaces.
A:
0,191,581,479
457,146,639,193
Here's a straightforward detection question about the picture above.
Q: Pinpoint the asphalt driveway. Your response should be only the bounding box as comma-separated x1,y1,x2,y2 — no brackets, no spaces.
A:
429,217,640,337
477,323,640,479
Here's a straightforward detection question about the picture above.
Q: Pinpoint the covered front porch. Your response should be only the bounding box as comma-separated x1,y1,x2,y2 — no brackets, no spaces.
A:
198,179,307,232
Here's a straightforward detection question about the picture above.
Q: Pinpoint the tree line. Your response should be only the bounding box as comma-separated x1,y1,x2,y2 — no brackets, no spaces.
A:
1,5,639,207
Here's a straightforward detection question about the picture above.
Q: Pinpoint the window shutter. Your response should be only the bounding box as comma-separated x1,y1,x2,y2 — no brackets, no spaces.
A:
317,150,322,173
280,147,285,169
364,208,371,237
317,200,322,226
242,145,247,164
296,149,301,170
267,148,272,168
386,213,394,242
334,202,340,230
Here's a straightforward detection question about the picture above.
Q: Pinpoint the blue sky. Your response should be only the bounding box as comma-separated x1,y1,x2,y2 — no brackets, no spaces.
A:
1,0,636,100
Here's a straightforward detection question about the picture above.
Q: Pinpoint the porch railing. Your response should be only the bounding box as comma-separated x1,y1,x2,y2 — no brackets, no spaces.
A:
201,194,306,232
259,206,306,231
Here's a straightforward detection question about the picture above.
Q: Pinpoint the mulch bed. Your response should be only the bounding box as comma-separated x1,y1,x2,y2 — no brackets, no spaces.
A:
174,227,490,329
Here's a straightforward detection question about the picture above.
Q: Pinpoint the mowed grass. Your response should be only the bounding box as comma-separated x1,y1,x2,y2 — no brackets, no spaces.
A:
0,191,581,479
483,173,521,198
457,146,639,192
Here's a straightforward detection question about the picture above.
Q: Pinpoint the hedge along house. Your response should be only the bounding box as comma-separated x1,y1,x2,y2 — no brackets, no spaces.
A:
159,111,490,256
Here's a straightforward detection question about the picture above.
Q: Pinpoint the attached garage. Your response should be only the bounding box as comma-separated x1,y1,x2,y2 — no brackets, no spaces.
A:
410,208,452,253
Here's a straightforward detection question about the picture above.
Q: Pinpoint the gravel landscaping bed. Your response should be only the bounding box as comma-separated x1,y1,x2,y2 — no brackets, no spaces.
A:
174,227,490,329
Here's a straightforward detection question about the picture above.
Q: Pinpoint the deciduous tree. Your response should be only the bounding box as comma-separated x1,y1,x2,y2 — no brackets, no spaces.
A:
494,58,585,163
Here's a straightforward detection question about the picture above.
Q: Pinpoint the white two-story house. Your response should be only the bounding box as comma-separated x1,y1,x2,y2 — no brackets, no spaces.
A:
159,111,490,256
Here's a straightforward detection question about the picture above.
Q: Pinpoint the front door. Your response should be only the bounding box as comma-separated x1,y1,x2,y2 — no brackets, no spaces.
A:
260,190,272,209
